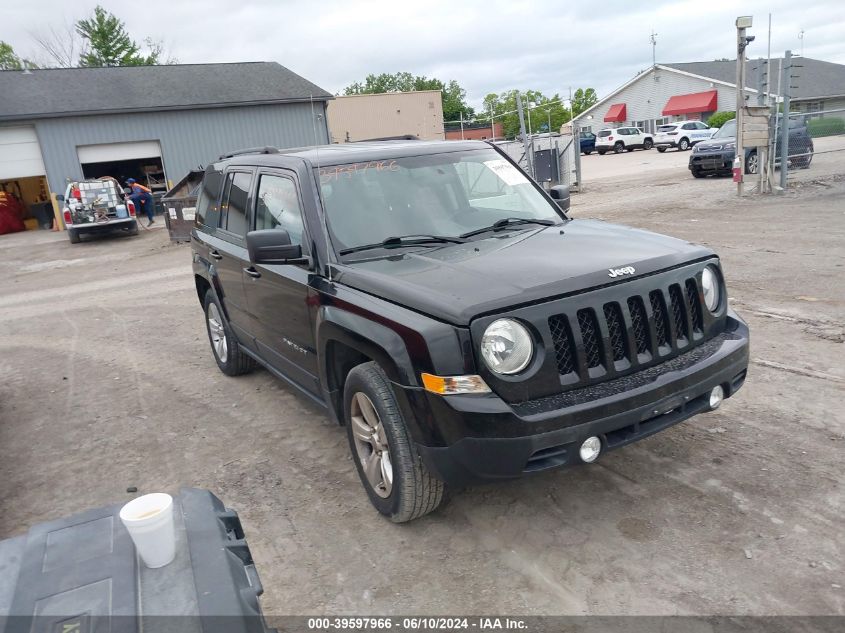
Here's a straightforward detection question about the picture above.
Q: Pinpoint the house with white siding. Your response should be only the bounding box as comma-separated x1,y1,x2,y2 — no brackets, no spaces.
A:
572,57,845,135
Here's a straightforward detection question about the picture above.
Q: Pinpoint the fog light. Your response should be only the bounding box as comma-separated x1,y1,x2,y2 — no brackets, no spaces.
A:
579,436,601,463
709,385,725,410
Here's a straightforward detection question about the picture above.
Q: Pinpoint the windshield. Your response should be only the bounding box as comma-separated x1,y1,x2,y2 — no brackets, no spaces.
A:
317,149,561,255
713,120,736,139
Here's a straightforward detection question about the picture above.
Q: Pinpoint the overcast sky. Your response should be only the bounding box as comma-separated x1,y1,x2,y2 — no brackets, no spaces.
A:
6,0,845,114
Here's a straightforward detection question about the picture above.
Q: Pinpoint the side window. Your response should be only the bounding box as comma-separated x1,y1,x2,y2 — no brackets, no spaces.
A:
682,123,695,130
696,122,708,130
254,174,305,245
196,168,224,228
220,171,251,237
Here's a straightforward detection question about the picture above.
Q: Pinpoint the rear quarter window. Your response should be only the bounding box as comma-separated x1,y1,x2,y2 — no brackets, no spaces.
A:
598,130,612,137
658,125,676,132
195,167,224,228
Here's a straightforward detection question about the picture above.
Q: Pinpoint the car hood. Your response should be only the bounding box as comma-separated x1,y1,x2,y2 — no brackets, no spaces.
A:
696,136,735,150
333,220,714,325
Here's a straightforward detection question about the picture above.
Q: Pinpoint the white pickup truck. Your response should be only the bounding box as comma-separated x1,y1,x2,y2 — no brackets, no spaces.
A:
59,178,139,244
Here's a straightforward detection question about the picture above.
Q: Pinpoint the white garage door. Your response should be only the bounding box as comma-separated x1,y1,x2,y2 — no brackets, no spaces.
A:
77,140,162,164
0,126,47,180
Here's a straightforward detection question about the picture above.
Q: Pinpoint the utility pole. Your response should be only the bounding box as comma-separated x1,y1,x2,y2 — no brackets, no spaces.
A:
735,16,754,197
489,104,496,140
779,50,794,190
460,111,465,140
650,30,658,66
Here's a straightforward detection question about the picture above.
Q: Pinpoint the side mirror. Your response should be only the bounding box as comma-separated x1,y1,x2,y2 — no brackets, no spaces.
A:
56,194,65,202
246,229,304,264
549,185,570,212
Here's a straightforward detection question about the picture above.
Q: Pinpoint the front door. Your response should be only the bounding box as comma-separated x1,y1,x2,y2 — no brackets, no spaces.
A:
243,170,320,395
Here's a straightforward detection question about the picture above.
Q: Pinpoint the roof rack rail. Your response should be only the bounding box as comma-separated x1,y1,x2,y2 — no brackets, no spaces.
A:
353,135,420,142
218,146,280,160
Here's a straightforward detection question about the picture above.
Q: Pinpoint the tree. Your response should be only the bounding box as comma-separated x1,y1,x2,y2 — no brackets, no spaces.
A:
481,89,572,139
571,88,598,117
76,5,160,66
343,72,475,123
706,111,736,129
0,41,37,70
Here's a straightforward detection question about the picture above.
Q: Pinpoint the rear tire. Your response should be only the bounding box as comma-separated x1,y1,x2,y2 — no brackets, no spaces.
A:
657,147,667,153
644,138,654,150
598,150,606,155
203,289,255,376
678,138,690,151
344,362,444,523
745,150,759,175
614,142,624,154
691,168,705,178
68,229,80,244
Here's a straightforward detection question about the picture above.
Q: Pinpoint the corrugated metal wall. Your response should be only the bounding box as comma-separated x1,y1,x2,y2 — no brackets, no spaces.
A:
29,102,329,193
326,91,445,142
574,68,739,133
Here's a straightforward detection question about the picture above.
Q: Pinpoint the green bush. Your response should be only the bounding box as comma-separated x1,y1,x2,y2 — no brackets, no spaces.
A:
807,117,845,138
707,111,736,129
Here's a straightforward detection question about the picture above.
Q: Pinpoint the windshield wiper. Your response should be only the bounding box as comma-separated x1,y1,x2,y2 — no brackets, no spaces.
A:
459,217,555,239
339,234,467,256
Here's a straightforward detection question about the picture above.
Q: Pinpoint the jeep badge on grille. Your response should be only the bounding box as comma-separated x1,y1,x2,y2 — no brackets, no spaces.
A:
608,266,636,278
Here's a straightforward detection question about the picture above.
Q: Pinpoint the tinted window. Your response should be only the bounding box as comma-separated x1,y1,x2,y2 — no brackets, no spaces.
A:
658,125,677,132
598,130,612,137
682,123,695,130
220,171,251,236
696,122,709,129
713,120,736,138
255,174,305,245
196,168,224,227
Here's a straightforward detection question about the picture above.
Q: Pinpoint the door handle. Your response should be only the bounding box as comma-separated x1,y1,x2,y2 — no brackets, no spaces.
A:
209,249,223,260
243,267,261,279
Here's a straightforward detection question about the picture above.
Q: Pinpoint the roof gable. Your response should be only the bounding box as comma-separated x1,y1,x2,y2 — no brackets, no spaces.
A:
0,62,332,121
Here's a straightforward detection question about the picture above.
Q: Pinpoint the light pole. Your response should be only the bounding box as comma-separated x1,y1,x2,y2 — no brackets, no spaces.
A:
735,16,754,196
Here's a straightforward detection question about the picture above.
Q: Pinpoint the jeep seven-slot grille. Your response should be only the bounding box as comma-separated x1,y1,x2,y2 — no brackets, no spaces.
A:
549,278,705,379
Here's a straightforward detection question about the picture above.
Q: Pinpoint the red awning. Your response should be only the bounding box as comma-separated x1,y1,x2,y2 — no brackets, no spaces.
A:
604,103,627,122
662,90,718,116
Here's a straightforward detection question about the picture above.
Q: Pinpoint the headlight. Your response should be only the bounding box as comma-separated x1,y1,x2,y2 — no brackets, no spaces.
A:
692,144,700,153
723,142,736,150
701,266,721,312
480,319,533,375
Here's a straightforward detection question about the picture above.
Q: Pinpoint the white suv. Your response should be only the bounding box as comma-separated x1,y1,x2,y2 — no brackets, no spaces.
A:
654,121,717,152
595,127,654,154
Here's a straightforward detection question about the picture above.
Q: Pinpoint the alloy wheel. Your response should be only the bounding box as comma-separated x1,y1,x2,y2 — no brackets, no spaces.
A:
207,303,228,363
746,152,759,174
350,392,393,498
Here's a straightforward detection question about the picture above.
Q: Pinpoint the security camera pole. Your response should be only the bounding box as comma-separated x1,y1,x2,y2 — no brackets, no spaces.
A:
735,16,753,196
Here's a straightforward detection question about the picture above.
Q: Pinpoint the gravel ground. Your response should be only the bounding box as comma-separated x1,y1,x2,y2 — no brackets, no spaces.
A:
0,156,843,616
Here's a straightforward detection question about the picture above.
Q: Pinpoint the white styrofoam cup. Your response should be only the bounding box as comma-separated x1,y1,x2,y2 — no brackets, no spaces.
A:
119,493,176,568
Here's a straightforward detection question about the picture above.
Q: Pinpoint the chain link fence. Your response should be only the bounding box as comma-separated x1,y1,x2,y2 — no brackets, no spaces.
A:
767,107,845,187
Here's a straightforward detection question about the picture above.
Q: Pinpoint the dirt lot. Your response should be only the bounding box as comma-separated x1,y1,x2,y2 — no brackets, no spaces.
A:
1,157,843,616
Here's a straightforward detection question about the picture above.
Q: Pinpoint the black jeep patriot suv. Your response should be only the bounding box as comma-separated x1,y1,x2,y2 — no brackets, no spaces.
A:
191,140,749,522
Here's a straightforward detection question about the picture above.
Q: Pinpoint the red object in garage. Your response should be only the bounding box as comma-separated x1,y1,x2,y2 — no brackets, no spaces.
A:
662,90,718,116
0,192,26,236
604,103,627,122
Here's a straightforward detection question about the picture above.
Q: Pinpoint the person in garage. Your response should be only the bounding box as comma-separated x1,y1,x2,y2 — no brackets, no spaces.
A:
126,178,156,226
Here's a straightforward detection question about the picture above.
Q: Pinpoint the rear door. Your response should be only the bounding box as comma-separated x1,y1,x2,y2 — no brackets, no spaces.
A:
205,168,255,344
243,169,320,395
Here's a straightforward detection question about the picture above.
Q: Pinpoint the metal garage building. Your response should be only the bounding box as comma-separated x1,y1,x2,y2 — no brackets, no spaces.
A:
0,62,331,224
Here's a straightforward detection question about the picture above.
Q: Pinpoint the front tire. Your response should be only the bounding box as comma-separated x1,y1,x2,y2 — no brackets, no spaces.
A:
203,289,255,376
583,150,591,155
644,138,654,150
678,138,690,151
614,142,624,154
344,362,444,523
691,168,706,178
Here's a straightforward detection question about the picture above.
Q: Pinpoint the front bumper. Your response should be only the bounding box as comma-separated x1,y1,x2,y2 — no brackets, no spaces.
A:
689,150,734,173
411,313,749,486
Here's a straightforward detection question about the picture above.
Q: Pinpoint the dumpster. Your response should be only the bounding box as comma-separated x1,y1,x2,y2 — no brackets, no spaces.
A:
0,488,274,633
161,170,204,243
